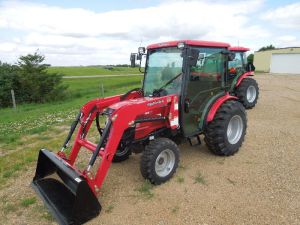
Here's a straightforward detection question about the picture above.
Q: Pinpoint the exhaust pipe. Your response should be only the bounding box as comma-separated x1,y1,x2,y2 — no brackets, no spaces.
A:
32,149,101,225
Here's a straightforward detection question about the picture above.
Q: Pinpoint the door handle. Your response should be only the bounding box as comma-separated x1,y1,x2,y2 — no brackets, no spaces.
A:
184,99,190,113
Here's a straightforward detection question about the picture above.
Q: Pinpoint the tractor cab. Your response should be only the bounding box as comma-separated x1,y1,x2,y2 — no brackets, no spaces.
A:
131,40,233,137
227,46,252,79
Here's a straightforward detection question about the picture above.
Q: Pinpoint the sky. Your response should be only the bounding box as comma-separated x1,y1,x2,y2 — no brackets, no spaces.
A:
0,0,299,66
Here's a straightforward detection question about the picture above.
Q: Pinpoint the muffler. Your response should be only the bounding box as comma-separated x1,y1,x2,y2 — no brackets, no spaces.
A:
32,149,101,225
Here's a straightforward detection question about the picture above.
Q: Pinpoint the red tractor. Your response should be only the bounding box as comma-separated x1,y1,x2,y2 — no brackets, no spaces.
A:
32,40,250,225
228,46,259,109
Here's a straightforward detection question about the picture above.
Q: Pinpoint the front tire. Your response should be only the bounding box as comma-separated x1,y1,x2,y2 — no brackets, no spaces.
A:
204,101,247,156
236,78,259,109
140,138,179,185
112,144,131,162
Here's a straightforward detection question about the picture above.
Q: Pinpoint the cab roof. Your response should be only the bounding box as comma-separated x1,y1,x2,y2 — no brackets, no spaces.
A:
229,46,250,52
147,40,230,49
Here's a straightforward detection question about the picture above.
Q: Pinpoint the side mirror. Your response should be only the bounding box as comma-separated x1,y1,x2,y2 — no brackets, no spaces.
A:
188,49,200,66
138,47,146,54
130,53,136,68
137,47,146,60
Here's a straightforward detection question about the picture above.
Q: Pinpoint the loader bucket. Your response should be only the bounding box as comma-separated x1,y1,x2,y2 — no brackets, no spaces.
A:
32,149,101,225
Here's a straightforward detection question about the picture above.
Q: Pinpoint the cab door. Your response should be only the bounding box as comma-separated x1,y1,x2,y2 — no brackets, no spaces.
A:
181,47,226,137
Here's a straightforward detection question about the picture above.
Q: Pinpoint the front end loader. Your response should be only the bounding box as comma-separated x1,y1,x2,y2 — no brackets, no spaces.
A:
32,40,250,224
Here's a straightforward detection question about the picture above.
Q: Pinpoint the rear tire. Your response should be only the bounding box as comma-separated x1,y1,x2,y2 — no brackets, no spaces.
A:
140,138,179,185
236,78,259,109
204,101,247,156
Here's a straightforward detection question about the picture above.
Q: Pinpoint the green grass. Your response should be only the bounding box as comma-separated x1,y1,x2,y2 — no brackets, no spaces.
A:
136,180,154,199
0,75,141,189
171,206,179,214
194,172,206,185
47,66,142,76
20,197,36,207
0,76,141,145
176,176,185,183
105,205,114,213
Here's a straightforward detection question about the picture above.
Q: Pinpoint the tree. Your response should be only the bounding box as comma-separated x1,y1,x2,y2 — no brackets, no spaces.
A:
0,62,19,107
17,52,67,103
258,45,275,52
247,54,254,63
0,52,67,107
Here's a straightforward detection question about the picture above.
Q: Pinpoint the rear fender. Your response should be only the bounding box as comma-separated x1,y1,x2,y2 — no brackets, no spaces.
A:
234,71,254,88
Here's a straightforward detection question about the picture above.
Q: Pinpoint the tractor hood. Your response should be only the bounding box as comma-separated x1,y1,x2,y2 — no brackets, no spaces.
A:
108,97,168,112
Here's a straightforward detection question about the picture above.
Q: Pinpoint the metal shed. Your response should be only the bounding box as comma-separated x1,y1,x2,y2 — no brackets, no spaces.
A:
254,47,300,74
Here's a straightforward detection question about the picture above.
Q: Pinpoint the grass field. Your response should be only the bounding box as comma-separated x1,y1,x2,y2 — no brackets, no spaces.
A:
47,66,142,76
0,75,142,190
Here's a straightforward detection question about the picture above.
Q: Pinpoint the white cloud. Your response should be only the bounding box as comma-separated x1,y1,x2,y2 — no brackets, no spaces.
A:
0,42,17,52
262,2,300,29
275,35,300,48
278,35,297,42
0,0,271,65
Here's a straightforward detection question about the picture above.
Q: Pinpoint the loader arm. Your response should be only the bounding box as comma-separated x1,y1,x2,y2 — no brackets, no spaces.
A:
65,90,143,164
89,95,179,192
60,94,179,195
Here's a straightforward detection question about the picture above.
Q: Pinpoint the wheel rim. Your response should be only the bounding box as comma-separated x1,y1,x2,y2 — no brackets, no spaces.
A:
246,85,256,103
155,149,175,177
227,115,243,145
115,146,129,157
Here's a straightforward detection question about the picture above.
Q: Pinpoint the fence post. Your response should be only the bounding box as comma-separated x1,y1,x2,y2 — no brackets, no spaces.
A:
11,89,17,110
100,84,104,98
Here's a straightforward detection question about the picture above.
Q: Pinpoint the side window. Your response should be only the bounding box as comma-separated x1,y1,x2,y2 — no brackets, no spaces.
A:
228,52,244,77
229,53,243,68
191,51,224,82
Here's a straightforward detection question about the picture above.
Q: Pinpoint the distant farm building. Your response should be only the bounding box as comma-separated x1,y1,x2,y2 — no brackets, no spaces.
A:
254,47,300,74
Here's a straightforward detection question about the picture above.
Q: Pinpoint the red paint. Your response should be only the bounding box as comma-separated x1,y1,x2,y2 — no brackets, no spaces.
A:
206,93,238,122
229,46,250,52
147,40,230,49
236,71,254,87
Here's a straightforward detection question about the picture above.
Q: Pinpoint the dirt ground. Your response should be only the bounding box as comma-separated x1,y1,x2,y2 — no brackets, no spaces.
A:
1,74,300,225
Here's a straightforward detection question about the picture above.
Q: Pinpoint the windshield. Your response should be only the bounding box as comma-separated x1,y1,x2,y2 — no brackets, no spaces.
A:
143,47,183,96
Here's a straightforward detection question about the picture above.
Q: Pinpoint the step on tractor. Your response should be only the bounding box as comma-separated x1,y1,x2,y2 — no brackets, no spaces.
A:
32,40,255,225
